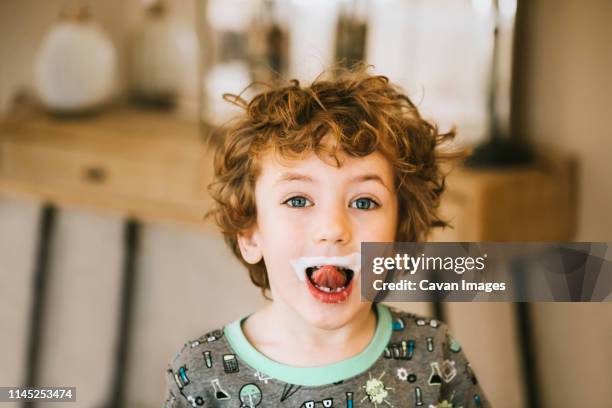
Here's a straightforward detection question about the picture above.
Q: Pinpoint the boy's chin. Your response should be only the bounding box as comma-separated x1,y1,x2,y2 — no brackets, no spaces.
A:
271,281,370,330
296,294,368,331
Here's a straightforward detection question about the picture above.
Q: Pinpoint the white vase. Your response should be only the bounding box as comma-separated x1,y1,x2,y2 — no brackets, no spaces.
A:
130,2,199,109
34,10,116,114
205,61,252,126
288,0,340,82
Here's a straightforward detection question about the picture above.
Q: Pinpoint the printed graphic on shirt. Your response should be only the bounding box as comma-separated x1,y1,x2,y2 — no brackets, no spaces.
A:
190,329,223,348
414,386,424,406
396,367,409,381
415,317,440,329
172,366,190,389
239,383,263,408
167,368,206,407
204,329,224,343
360,371,394,407
186,394,205,406
428,362,443,386
429,400,453,408
211,378,231,400
254,370,272,384
346,392,354,407
280,383,302,402
392,317,405,331
300,397,333,407
426,337,435,352
448,336,462,353
395,367,418,386
223,354,239,373
440,360,457,383
203,351,213,368
384,339,415,360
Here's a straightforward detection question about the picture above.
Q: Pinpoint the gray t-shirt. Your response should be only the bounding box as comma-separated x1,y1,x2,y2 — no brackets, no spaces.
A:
163,303,490,407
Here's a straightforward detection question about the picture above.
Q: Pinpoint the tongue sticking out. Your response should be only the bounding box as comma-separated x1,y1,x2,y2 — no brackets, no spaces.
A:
312,265,347,289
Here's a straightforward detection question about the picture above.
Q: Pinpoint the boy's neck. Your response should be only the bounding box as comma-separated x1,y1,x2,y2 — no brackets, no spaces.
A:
241,301,377,367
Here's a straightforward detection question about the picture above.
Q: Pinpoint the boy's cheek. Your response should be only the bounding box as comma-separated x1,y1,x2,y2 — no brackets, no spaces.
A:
354,212,397,239
261,213,309,236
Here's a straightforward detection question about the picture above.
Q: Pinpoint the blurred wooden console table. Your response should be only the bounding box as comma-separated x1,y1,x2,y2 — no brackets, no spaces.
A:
0,108,214,230
0,108,576,239
429,149,577,242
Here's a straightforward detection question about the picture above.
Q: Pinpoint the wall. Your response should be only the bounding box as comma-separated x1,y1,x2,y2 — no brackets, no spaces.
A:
516,0,612,242
514,0,612,407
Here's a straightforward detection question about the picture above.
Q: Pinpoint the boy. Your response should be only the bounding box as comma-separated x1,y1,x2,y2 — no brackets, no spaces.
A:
163,67,489,407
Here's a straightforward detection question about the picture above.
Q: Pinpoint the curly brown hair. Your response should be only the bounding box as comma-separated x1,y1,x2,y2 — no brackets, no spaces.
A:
206,65,463,298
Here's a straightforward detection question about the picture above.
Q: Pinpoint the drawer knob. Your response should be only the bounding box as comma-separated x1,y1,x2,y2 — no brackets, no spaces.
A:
84,166,107,183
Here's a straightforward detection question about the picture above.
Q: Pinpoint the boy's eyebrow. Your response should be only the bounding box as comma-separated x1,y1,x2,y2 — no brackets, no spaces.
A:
275,172,391,192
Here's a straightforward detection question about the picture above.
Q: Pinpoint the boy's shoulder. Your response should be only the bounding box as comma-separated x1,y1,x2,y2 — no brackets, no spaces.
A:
164,325,243,406
384,304,452,338
383,304,463,360
168,326,233,372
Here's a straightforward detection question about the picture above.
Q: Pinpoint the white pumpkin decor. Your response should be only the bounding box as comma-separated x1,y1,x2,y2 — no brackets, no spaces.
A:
203,0,254,127
130,0,199,109
34,7,117,114
205,61,252,125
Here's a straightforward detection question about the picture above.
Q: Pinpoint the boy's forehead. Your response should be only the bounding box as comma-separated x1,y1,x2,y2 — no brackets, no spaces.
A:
257,149,394,184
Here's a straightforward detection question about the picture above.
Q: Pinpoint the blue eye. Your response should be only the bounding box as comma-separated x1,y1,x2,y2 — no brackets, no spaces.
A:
284,196,377,209
284,196,313,208
351,197,379,210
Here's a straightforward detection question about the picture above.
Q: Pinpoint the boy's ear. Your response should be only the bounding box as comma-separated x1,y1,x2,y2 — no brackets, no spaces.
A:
237,227,263,264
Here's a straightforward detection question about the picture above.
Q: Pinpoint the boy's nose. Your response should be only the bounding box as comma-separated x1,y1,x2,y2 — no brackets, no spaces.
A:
312,206,351,245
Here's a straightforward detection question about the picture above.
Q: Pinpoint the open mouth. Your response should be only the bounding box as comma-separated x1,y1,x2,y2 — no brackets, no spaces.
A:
303,265,356,304
305,266,355,293
289,253,361,304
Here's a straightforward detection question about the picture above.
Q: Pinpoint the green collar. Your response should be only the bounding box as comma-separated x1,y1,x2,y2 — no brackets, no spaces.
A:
223,303,391,387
